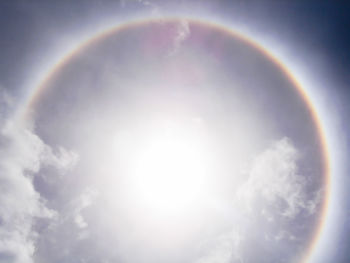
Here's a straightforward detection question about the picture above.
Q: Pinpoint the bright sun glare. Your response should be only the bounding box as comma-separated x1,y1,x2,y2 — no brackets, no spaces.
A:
114,121,213,216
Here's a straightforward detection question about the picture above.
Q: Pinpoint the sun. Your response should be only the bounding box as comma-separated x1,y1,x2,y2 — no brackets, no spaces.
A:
114,120,213,216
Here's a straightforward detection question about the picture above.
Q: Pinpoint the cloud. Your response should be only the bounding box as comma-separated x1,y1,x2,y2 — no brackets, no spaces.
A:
74,214,88,229
0,92,79,263
45,186,98,231
168,19,191,56
47,187,98,233
71,188,98,230
194,137,322,263
42,146,79,175
237,137,321,219
195,229,243,263
121,0,160,15
140,0,160,15
29,187,98,262
0,89,15,120
0,122,54,263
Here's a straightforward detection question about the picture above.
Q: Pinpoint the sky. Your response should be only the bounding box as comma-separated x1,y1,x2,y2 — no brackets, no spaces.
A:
0,1,349,263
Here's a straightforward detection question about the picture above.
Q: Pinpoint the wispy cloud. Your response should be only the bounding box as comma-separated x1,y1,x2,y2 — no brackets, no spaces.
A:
121,0,160,15
195,229,243,263
168,19,191,56
42,146,79,175
72,188,98,230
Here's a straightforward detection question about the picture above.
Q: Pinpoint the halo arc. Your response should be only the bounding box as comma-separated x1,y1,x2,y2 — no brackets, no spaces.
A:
18,17,331,263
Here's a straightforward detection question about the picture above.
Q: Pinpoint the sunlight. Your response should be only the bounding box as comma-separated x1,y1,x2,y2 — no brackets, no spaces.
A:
115,121,213,216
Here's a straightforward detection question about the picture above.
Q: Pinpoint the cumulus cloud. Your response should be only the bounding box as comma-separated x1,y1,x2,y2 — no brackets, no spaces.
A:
0,92,79,263
0,122,53,263
237,137,320,219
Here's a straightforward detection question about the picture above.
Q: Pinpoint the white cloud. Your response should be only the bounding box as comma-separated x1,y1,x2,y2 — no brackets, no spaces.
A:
168,19,191,56
42,146,79,174
74,214,88,229
121,0,160,15
71,188,98,230
274,230,296,241
140,0,160,15
0,122,55,263
195,229,243,263
194,137,322,263
0,90,79,262
237,137,320,219
0,89,14,116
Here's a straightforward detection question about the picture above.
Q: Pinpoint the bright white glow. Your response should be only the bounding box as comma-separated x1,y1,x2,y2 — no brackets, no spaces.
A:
131,135,208,211
113,121,213,216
